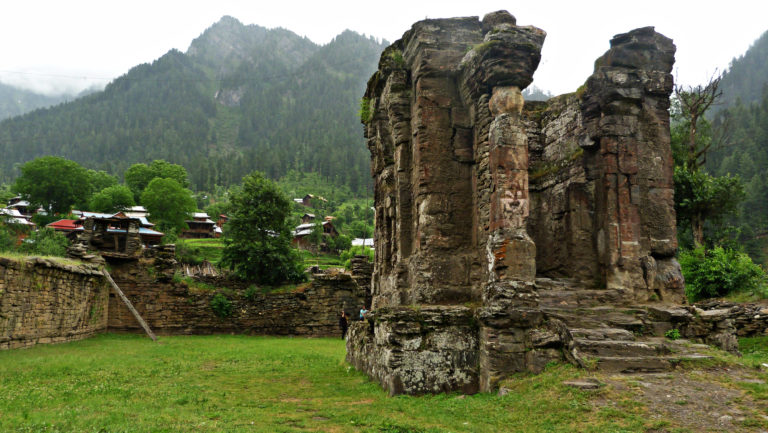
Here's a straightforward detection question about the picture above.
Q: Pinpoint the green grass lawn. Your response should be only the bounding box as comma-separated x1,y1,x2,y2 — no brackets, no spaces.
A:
0,334,766,433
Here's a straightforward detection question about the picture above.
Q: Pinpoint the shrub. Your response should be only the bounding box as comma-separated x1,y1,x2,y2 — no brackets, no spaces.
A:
680,246,768,302
244,285,259,301
340,245,374,269
0,224,16,252
175,240,203,264
664,329,681,340
210,293,233,318
18,227,69,257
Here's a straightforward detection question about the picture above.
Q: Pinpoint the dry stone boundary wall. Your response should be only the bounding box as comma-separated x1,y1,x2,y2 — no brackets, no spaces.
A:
0,256,108,350
1,251,372,349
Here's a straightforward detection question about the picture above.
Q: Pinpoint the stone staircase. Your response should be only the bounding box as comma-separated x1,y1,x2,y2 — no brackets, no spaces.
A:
534,278,714,373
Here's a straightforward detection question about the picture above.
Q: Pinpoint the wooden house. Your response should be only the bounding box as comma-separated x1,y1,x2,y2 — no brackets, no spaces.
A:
180,212,216,239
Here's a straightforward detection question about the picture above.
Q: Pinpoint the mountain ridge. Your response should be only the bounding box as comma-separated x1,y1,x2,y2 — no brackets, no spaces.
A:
0,17,387,195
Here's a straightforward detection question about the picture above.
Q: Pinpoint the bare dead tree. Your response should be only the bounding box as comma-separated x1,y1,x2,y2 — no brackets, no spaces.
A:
674,72,723,169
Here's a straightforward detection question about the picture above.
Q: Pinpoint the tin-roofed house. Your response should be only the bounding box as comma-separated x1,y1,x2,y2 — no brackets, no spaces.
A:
72,212,164,258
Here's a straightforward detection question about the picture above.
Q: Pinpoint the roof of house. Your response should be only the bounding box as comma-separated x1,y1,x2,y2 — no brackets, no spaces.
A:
0,208,25,218
104,227,164,237
8,200,30,208
193,212,210,219
47,219,83,231
352,238,374,247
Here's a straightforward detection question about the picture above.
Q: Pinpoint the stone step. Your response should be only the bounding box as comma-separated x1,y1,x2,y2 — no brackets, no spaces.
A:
570,327,636,341
590,354,713,373
574,338,671,358
545,308,646,333
536,289,625,309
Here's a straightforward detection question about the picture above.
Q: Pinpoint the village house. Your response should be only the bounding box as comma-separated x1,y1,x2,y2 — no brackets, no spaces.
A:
51,211,164,247
291,220,339,250
292,194,327,208
179,212,217,239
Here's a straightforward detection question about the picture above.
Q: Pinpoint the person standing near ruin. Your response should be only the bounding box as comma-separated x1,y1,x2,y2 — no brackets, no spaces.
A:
339,310,348,339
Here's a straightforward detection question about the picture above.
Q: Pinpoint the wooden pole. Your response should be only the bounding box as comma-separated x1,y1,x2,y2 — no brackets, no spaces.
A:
102,269,158,342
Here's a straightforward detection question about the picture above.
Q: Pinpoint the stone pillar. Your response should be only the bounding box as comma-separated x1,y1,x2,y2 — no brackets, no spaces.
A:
486,86,536,282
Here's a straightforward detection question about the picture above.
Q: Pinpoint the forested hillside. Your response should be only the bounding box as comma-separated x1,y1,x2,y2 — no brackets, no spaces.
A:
706,30,768,264
718,30,768,109
0,82,72,120
0,16,386,195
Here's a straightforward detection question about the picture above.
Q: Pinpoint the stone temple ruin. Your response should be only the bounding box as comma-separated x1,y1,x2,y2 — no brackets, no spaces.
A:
346,11,740,395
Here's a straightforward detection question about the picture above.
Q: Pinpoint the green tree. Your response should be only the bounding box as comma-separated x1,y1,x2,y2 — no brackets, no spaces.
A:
672,77,744,247
89,185,135,213
87,169,119,192
140,178,196,232
221,172,305,285
124,163,155,201
125,159,190,202
673,167,744,249
12,156,91,215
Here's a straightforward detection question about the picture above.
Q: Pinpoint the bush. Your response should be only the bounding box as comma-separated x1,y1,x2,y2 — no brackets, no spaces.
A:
680,246,768,302
210,293,233,318
175,240,204,264
18,227,69,257
340,245,374,269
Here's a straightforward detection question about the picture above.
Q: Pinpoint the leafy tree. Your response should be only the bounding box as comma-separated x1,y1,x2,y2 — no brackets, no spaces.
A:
140,178,196,232
87,169,119,192
204,201,230,220
221,172,305,285
12,156,91,215
673,75,722,170
329,234,352,252
125,160,190,201
673,167,744,248
672,77,744,247
89,185,135,213
308,221,325,251
124,163,155,200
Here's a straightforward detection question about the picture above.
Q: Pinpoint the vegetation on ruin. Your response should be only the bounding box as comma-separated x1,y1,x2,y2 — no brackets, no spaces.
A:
359,97,373,123
0,334,765,432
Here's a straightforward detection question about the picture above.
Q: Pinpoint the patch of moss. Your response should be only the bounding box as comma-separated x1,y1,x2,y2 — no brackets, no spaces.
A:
387,49,405,69
472,40,501,55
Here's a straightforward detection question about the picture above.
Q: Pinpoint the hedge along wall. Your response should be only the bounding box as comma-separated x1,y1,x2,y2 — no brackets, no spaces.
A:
0,256,109,350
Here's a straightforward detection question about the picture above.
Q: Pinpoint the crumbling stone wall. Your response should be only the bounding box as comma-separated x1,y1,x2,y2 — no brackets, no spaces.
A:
107,254,367,337
348,11,692,395
0,256,108,350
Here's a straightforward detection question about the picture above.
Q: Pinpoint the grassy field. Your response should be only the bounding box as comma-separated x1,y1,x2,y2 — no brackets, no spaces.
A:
0,334,766,433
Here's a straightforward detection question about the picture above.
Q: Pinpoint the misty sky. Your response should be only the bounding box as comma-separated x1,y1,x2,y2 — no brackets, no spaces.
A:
1,0,765,96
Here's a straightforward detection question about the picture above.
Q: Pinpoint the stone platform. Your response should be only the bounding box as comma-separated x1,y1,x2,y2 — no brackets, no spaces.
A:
347,278,738,395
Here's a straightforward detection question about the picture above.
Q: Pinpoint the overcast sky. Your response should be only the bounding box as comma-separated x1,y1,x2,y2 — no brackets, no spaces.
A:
1,0,765,96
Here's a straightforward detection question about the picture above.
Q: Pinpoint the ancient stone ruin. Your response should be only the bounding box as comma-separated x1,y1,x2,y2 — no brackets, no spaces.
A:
346,11,740,395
